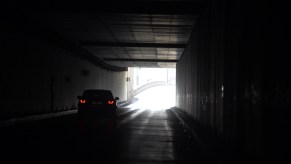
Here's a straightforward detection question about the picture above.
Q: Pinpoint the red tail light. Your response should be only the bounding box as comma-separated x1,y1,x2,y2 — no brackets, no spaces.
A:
107,100,115,105
79,99,86,104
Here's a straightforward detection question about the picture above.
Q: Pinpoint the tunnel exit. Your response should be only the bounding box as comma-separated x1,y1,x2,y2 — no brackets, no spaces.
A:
127,67,176,110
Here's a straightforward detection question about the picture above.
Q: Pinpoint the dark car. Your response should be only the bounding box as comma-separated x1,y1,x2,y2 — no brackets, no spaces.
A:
77,89,119,118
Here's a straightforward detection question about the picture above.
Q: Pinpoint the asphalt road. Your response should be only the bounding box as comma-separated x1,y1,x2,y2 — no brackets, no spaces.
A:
0,107,217,164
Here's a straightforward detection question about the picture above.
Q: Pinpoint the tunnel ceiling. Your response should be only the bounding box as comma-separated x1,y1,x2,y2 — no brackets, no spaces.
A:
23,0,206,68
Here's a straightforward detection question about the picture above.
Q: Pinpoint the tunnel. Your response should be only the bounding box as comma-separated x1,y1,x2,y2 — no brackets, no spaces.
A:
0,0,290,164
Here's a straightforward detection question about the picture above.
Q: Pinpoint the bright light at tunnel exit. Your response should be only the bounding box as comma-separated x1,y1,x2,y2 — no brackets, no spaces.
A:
128,67,176,110
130,86,176,110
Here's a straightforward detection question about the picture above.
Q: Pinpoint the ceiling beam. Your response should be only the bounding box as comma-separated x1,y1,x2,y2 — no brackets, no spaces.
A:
22,1,206,15
80,42,187,48
103,58,178,63
11,11,128,71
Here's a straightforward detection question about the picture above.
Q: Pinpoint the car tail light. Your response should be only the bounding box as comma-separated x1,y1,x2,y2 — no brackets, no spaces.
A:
79,99,86,104
107,100,115,105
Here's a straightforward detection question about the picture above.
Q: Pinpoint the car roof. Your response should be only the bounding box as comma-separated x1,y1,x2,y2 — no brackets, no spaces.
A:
82,89,114,98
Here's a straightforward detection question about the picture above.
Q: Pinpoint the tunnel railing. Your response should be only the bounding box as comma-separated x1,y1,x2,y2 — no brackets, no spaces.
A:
117,81,174,107
131,81,173,97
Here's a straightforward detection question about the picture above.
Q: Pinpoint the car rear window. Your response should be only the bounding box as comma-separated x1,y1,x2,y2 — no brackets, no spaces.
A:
82,90,113,99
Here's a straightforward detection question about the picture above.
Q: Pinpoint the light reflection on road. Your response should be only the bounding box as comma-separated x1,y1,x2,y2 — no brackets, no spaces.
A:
127,85,176,110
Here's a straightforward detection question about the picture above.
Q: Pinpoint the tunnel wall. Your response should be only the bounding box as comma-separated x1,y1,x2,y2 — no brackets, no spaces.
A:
176,0,290,162
176,0,224,138
0,18,127,121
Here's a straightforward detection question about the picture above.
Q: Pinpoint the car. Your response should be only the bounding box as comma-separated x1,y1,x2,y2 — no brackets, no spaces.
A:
77,89,119,119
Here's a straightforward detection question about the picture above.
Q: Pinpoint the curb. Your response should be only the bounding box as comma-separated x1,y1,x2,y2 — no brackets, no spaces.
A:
168,107,215,157
168,107,235,163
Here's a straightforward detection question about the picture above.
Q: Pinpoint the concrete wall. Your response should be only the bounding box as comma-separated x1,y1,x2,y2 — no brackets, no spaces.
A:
176,0,290,163
176,0,224,136
0,15,127,121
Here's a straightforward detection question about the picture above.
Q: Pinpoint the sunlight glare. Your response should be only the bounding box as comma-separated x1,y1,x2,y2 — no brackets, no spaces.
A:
128,85,176,110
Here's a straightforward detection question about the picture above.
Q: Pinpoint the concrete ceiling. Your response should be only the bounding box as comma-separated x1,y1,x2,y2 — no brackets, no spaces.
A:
24,0,206,68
